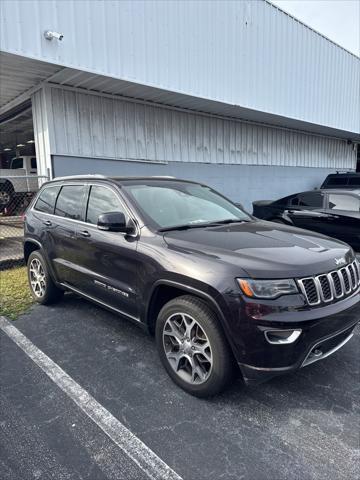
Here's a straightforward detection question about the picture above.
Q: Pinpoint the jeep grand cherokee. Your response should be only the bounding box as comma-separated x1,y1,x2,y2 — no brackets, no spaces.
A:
24,176,360,397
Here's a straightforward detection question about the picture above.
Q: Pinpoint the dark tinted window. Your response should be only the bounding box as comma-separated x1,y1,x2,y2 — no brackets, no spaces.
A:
326,177,348,186
34,186,60,214
31,158,37,169
55,185,85,220
273,196,290,206
348,177,360,186
328,194,360,212
290,192,323,208
11,158,23,169
86,185,125,225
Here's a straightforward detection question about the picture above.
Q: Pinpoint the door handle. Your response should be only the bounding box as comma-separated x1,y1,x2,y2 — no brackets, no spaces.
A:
79,230,91,237
43,220,52,226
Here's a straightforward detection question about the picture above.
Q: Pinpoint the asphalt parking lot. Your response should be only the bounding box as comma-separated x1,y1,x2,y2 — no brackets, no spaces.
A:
1,294,359,480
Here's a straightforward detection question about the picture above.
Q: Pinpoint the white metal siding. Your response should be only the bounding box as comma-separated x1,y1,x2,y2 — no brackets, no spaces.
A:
44,87,356,170
1,0,359,134
32,89,52,179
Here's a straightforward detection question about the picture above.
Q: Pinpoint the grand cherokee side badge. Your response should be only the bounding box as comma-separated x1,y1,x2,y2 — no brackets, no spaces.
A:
334,257,346,266
94,279,129,298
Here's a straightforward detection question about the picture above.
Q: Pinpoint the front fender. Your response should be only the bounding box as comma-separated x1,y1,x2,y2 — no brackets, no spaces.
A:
144,277,239,356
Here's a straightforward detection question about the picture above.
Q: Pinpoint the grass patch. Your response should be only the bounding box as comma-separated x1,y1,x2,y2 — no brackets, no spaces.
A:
0,266,34,320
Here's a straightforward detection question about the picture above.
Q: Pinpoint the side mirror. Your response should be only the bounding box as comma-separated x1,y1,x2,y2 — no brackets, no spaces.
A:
97,212,135,234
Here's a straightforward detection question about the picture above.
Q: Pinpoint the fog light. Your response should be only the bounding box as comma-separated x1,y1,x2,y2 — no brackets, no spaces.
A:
264,329,302,345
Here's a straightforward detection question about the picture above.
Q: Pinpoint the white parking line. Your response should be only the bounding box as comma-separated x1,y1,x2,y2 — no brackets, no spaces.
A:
0,316,182,480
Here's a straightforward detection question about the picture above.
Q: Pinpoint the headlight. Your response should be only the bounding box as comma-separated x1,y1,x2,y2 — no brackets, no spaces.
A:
237,278,298,299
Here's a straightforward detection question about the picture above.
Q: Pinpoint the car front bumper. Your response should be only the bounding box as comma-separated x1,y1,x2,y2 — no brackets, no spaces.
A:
222,288,360,385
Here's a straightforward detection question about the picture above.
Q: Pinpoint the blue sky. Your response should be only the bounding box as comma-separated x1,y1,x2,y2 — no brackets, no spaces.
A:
271,0,360,56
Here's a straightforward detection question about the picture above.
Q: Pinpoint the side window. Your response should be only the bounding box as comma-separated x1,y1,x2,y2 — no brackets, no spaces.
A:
55,185,86,220
296,192,323,208
31,158,37,169
34,186,61,214
327,177,348,186
328,194,360,212
11,158,23,169
86,185,125,225
289,196,300,206
348,177,360,187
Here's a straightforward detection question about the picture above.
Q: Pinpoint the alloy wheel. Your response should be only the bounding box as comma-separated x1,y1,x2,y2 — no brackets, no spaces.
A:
162,312,213,385
29,258,46,298
0,191,10,205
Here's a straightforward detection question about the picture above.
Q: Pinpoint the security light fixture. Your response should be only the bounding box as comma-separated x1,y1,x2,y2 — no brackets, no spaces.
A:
3,148,11,151
16,144,25,147
44,30,64,41
27,140,35,144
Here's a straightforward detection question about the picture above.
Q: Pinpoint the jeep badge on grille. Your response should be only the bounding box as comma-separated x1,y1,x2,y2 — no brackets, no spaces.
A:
335,257,346,266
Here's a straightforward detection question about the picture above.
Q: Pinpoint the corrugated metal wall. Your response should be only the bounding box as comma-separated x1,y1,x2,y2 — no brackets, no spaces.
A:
43,87,356,170
1,0,359,134
32,89,52,179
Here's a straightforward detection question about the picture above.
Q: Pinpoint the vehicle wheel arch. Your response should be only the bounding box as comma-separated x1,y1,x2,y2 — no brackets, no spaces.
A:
0,180,14,191
24,240,59,285
145,279,229,336
24,239,42,263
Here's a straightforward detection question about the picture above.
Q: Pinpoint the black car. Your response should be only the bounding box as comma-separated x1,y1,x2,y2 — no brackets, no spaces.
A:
24,176,360,397
253,189,360,251
321,172,360,189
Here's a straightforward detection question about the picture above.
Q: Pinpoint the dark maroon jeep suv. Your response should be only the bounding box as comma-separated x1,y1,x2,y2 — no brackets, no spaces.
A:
24,176,360,396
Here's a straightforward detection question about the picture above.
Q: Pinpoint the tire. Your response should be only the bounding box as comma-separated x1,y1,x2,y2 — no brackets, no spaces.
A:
0,183,14,212
155,295,234,397
27,251,64,305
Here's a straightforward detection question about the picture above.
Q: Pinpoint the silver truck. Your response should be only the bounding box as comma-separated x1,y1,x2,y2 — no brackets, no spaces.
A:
0,156,39,212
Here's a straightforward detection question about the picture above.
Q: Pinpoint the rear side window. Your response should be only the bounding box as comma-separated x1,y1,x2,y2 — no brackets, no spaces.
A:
34,186,60,214
31,158,37,169
348,177,360,187
326,177,348,186
290,192,323,208
55,185,85,220
86,185,125,225
328,194,360,212
11,158,23,169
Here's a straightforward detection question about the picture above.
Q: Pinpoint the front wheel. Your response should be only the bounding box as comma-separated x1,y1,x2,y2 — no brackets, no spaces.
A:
155,295,234,397
27,251,64,305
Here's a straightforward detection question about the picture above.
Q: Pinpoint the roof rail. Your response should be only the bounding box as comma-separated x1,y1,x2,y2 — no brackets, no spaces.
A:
51,174,107,181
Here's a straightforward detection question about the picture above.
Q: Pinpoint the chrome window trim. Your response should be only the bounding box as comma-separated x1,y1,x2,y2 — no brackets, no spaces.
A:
31,181,141,239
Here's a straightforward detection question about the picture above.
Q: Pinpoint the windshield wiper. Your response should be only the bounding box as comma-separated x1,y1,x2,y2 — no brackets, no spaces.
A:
159,219,251,232
204,218,251,226
158,223,209,232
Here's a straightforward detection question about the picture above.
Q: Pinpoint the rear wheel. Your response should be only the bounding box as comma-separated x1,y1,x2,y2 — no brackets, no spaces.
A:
155,295,234,397
27,251,64,305
0,183,13,212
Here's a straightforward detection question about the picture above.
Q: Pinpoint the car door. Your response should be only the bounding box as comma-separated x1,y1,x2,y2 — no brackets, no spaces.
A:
47,183,88,285
323,193,360,248
71,183,140,320
285,192,331,234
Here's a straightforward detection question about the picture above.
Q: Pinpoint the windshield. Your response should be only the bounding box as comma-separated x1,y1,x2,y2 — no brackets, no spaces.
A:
122,181,252,230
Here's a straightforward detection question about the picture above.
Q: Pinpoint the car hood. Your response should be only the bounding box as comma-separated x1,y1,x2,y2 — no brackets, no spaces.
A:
163,220,354,279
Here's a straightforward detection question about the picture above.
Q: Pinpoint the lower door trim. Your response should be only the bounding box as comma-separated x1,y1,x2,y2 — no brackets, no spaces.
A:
60,282,141,323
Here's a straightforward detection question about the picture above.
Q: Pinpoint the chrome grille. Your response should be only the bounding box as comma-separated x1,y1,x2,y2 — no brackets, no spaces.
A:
298,260,360,306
